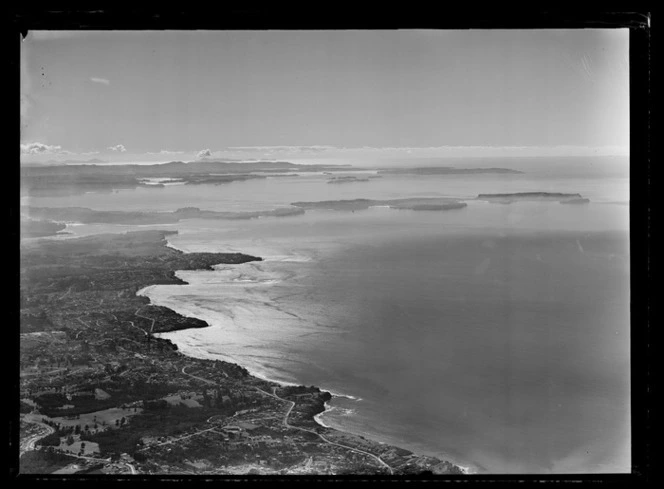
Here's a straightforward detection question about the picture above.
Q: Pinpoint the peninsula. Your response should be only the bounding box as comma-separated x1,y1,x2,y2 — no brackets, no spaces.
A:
22,206,305,227
20,160,351,197
291,198,468,212
378,167,523,175
476,192,590,204
327,176,371,184
19,230,464,476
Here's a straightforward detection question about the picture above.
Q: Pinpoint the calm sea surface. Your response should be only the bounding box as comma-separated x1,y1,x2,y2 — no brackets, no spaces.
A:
23,157,630,473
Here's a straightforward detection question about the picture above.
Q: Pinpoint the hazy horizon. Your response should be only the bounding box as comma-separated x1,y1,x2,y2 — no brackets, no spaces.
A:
21,29,629,166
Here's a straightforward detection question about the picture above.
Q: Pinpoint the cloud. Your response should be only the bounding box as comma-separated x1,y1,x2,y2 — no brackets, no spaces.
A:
20,142,66,155
108,144,127,152
147,149,185,155
228,145,337,154
196,149,212,159
90,77,110,85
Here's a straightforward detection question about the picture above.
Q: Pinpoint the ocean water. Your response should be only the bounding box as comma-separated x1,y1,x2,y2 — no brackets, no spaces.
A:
25,157,631,474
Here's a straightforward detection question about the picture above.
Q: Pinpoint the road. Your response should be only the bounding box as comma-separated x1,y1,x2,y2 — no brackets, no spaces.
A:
20,367,67,378
59,286,73,300
136,420,221,453
182,365,218,385
75,316,93,338
126,320,148,338
254,387,394,475
19,419,55,458
180,364,393,474
134,307,156,333
181,365,228,383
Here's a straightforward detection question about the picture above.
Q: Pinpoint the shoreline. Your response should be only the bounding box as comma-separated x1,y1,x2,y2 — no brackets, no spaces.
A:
138,234,471,475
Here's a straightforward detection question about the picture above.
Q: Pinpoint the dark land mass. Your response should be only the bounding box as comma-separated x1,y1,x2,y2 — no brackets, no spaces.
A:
327,176,371,184
378,167,523,175
22,206,305,227
21,158,109,167
20,161,350,197
258,173,300,177
560,198,591,205
44,158,109,165
19,230,463,476
20,219,68,238
477,192,588,204
292,198,468,212
182,174,266,185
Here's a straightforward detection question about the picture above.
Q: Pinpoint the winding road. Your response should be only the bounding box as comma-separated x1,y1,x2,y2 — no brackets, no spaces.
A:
180,364,394,474
19,419,55,458
255,387,394,474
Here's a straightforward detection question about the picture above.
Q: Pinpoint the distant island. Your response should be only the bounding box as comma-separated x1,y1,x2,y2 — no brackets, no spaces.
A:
560,197,591,205
477,192,590,204
182,174,266,185
44,158,109,165
19,158,110,166
21,197,470,231
20,161,351,197
21,206,305,228
379,167,523,175
327,176,371,184
292,198,467,212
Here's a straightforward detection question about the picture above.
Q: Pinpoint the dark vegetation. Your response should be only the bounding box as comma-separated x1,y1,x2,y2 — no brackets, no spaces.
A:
291,198,467,212
35,383,178,417
80,405,233,455
36,432,62,447
20,450,78,474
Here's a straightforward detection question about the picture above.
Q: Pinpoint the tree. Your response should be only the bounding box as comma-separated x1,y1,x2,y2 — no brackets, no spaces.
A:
66,435,74,446
133,451,147,462
37,433,61,447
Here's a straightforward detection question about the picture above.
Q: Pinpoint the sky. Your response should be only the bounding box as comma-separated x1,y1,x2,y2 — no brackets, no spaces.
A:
20,29,630,164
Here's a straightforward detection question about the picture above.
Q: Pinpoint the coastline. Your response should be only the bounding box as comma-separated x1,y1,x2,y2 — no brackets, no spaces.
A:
138,234,471,475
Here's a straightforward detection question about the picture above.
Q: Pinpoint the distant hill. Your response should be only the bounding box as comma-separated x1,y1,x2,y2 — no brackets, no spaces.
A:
20,160,350,197
292,197,467,212
477,192,589,204
43,158,108,165
379,167,523,175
